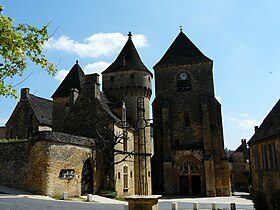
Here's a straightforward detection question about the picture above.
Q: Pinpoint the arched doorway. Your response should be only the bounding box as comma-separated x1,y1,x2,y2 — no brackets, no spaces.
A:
178,160,202,196
81,159,93,195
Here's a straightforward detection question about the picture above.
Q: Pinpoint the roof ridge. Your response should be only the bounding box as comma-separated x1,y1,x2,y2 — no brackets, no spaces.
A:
29,94,52,102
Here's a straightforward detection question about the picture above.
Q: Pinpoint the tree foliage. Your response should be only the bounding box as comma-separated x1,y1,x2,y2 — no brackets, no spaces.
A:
0,5,56,98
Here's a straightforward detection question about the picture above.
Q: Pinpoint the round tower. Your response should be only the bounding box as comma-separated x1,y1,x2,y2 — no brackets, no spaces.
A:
102,32,153,195
102,32,152,124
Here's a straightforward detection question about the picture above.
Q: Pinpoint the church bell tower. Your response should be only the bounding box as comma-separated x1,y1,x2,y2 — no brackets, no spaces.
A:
152,30,230,196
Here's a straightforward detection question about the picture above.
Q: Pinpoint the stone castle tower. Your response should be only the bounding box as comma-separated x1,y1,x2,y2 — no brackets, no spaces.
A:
152,31,230,196
102,32,153,195
51,62,85,131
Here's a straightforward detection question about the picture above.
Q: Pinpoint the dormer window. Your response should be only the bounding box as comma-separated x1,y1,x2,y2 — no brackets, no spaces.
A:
177,72,191,91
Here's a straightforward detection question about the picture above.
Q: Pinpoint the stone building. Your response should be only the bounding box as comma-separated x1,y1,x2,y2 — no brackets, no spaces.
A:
248,99,280,210
228,139,250,192
5,88,52,139
0,126,6,138
1,32,152,198
152,31,231,196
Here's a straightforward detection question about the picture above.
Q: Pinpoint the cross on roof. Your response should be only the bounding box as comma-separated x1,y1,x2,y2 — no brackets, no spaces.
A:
128,31,132,40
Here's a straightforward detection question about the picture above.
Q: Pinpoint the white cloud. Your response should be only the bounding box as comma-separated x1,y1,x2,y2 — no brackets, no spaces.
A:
241,113,249,118
84,61,111,75
55,69,70,82
238,119,262,130
44,32,148,58
54,61,111,82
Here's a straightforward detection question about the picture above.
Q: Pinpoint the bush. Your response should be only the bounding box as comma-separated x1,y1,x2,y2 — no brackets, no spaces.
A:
97,190,117,198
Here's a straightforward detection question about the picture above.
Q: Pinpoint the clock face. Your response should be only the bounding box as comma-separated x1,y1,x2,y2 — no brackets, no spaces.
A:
179,72,188,80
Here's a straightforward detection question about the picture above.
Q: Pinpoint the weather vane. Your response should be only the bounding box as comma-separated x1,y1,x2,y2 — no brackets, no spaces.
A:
179,25,183,32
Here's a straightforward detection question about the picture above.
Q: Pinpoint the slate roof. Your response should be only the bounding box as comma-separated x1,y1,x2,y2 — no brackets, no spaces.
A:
99,92,121,122
52,62,85,98
29,94,52,126
102,33,152,75
248,99,280,144
154,31,211,68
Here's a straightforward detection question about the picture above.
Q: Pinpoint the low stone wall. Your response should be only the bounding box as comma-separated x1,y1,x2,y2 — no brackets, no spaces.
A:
0,140,33,190
0,132,96,197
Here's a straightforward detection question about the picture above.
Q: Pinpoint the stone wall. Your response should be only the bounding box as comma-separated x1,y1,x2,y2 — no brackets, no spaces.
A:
250,137,280,209
0,140,33,189
0,134,95,197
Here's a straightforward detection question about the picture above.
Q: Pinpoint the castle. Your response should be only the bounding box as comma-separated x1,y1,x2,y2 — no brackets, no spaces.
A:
1,30,231,197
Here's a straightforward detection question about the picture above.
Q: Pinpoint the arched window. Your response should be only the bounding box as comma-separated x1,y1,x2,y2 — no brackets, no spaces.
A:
177,72,192,91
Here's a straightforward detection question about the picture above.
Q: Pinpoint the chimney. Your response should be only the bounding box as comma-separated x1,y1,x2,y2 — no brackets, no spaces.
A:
20,88,30,100
70,88,79,105
254,126,259,132
85,73,100,99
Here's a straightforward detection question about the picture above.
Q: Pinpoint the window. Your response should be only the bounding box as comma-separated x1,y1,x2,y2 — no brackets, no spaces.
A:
130,171,133,178
123,166,128,189
262,145,268,170
9,128,13,139
184,114,190,127
254,151,259,171
177,72,192,91
175,139,179,146
123,131,128,152
110,76,114,82
117,172,121,179
130,74,135,79
269,143,277,170
27,127,33,139
59,169,75,180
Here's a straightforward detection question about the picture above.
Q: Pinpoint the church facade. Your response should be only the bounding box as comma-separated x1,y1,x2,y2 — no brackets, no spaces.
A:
152,31,231,196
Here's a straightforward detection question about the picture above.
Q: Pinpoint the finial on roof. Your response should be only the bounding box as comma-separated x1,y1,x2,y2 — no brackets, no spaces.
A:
128,31,132,40
179,25,183,32
76,60,79,64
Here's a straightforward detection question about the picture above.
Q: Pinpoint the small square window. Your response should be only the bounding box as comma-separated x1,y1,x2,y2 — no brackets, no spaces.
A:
130,74,135,79
59,169,75,180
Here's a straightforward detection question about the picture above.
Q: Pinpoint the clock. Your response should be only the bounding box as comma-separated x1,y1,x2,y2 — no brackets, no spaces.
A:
179,72,188,80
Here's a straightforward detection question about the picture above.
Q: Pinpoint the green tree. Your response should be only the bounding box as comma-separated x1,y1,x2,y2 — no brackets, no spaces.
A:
0,5,56,98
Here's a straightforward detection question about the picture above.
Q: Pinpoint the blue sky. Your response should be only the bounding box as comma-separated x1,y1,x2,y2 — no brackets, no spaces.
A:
1,0,280,150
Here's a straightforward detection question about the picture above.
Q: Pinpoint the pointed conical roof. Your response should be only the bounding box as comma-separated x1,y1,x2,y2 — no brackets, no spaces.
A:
52,61,85,98
102,32,151,75
154,31,211,68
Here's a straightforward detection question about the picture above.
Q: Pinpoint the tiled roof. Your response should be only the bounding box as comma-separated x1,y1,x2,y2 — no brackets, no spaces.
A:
102,33,151,75
52,62,85,98
154,31,211,68
29,94,52,126
248,99,280,144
